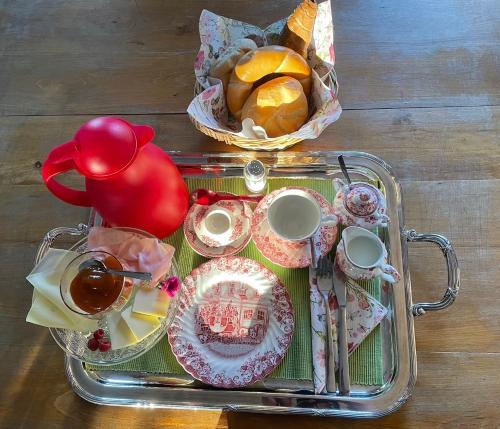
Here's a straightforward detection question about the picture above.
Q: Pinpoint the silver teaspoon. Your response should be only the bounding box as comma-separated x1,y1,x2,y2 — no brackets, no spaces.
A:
79,258,152,282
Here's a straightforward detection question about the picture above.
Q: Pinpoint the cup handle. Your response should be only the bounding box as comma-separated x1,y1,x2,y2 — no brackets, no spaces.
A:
321,214,338,226
375,264,401,283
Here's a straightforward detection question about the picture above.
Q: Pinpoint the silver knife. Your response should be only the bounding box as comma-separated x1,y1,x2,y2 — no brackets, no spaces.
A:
332,258,351,395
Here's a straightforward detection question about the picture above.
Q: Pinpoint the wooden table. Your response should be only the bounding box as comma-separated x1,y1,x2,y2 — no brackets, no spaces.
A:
1,0,498,427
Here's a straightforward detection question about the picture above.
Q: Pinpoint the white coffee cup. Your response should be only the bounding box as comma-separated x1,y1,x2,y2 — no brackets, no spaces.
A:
267,189,337,241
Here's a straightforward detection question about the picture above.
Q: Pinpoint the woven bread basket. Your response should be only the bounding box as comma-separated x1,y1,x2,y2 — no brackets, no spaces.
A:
192,69,339,151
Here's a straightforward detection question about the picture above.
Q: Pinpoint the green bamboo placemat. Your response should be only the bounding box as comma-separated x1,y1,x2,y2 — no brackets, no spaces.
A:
88,177,383,386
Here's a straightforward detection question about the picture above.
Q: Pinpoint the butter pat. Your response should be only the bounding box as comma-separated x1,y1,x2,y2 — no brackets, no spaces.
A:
132,287,170,318
121,307,160,342
106,311,137,350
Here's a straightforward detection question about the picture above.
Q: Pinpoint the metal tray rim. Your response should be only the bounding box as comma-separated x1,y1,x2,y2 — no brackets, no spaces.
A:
47,151,418,418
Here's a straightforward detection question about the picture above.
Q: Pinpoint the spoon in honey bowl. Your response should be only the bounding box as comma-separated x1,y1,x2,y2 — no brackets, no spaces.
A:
79,258,152,282
190,188,263,206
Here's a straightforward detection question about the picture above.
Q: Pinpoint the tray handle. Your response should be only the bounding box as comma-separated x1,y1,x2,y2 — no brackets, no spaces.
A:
403,229,460,316
35,224,89,264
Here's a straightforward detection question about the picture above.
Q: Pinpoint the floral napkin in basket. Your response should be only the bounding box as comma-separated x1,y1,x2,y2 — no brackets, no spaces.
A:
187,0,342,142
309,268,388,394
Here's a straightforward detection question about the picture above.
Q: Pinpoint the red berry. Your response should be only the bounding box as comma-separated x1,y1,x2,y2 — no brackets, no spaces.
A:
99,339,112,352
93,329,105,340
87,338,99,351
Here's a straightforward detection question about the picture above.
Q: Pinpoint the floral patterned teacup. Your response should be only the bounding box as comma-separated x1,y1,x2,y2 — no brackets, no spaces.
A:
333,178,389,228
336,226,400,283
194,202,239,248
267,188,337,242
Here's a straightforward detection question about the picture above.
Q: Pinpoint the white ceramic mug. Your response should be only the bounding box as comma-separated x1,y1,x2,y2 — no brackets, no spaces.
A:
267,189,337,242
336,226,401,283
194,205,237,247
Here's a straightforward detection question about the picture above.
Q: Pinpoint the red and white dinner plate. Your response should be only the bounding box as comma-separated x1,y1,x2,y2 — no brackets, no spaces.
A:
167,257,294,388
184,200,252,257
251,186,338,268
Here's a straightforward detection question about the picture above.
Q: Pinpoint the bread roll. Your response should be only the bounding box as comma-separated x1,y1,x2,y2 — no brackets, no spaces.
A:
208,38,258,88
280,0,318,58
227,45,311,120
241,76,308,137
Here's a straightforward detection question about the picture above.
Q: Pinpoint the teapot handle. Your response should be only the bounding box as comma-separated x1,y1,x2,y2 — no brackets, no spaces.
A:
375,212,390,224
41,141,91,207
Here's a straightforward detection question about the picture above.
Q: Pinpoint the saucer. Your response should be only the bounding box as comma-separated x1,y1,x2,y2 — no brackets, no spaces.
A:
167,257,294,388
251,187,338,268
184,199,252,257
193,201,240,248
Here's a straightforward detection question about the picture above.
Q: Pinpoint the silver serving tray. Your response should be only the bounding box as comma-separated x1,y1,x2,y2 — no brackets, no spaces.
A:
36,151,459,418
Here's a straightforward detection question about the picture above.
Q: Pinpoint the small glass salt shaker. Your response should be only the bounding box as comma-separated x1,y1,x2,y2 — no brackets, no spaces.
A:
244,160,267,193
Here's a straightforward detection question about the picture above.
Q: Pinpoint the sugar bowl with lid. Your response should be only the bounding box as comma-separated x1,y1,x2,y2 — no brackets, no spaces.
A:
332,178,389,228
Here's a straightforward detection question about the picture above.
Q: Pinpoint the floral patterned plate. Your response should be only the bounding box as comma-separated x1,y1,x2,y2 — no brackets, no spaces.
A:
251,187,338,268
167,257,294,388
184,200,252,258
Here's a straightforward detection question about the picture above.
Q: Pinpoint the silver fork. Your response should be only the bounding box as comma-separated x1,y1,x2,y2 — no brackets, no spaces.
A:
332,256,351,396
316,255,336,393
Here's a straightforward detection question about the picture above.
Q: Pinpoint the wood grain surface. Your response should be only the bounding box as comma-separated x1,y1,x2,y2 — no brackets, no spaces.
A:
0,0,498,427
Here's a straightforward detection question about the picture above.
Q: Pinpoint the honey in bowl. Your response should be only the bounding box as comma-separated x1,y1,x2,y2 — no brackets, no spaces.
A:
70,255,124,314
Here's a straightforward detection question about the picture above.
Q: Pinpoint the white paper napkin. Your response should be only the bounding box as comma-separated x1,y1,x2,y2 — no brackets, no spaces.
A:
26,248,98,331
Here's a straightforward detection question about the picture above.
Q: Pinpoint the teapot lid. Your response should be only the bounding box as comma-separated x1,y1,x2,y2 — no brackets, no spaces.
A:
344,183,380,216
72,117,154,178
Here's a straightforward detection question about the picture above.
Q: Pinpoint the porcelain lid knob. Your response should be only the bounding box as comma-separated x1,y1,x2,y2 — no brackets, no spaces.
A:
345,184,380,216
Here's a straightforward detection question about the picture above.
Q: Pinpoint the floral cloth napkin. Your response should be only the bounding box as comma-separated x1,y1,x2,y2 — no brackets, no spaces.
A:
309,267,387,394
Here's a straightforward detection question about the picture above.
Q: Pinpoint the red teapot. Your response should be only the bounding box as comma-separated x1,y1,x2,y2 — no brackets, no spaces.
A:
42,117,189,238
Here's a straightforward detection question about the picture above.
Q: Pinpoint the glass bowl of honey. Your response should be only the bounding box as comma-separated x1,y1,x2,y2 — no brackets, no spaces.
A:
60,251,131,319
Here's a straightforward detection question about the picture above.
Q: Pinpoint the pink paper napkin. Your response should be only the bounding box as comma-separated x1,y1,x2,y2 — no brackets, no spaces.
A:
87,227,175,285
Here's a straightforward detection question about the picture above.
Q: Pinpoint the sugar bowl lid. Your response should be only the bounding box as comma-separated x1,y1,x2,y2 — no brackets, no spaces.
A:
344,183,380,216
